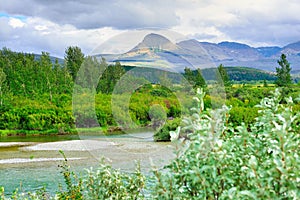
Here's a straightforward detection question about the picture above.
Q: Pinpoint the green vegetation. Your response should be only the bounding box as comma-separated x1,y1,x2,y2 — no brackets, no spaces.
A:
275,53,292,87
0,47,299,138
216,64,231,86
153,117,181,141
202,66,277,82
1,88,299,199
183,67,206,88
152,88,300,199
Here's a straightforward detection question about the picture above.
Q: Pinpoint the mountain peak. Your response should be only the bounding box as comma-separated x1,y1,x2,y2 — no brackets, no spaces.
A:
130,33,177,52
218,41,251,49
140,33,172,47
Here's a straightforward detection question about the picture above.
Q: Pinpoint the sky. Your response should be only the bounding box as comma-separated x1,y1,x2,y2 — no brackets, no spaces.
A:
0,0,300,57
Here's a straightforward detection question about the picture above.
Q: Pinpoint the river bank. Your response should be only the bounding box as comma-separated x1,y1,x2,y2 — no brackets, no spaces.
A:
0,125,153,137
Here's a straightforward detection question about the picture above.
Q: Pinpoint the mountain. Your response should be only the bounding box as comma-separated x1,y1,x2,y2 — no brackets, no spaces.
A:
129,33,177,52
103,33,193,71
34,54,64,64
283,41,300,52
256,47,282,57
97,33,300,72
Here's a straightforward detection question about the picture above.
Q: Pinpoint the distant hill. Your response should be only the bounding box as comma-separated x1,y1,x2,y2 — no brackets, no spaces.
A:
96,33,300,72
121,65,277,83
34,54,64,65
202,67,276,82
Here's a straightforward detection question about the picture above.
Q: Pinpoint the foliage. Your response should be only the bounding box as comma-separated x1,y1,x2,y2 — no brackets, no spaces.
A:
229,106,259,127
0,48,73,99
97,61,125,94
202,66,277,82
57,151,83,199
65,46,85,81
1,88,300,199
153,117,181,141
0,187,49,200
216,64,231,86
152,88,300,199
149,104,167,129
0,67,6,106
184,67,206,88
275,54,292,87
81,159,145,199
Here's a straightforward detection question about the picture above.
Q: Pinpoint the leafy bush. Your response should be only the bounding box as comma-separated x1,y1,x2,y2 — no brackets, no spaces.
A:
153,118,181,141
229,106,259,127
81,159,145,199
152,88,300,199
56,154,145,199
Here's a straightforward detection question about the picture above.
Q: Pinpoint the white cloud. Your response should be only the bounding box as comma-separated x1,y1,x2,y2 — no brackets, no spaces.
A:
8,18,25,28
0,16,122,57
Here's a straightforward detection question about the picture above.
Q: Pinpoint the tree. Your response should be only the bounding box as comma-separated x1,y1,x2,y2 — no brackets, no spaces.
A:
275,54,292,87
0,68,6,106
39,52,55,101
183,67,194,85
216,64,231,86
64,46,84,81
183,67,206,89
194,68,206,88
97,61,125,94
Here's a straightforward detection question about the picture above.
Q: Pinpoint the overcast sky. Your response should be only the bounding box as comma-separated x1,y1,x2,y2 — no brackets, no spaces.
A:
0,0,300,57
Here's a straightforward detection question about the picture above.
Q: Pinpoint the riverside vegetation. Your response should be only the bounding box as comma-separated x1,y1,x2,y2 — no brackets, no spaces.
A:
1,88,299,199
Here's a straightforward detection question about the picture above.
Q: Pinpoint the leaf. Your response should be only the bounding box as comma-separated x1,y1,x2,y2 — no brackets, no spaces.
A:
170,127,181,141
249,155,257,168
239,190,256,199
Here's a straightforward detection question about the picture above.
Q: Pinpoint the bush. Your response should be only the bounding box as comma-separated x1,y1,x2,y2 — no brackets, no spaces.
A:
229,106,259,127
152,88,300,199
153,118,181,142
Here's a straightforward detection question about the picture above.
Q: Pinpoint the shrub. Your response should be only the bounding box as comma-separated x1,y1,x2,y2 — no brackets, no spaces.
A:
153,118,181,141
152,88,300,199
229,106,259,127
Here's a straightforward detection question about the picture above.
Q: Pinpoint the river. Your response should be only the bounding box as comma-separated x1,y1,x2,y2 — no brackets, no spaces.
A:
0,131,174,195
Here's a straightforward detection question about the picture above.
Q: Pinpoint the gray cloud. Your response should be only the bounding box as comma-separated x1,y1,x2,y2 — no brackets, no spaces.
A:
0,0,179,29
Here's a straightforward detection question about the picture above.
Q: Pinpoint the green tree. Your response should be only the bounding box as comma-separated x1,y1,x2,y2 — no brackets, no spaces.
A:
183,67,194,85
76,56,103,90
39,52,55,101
97,61,125,94
275,54,292,87
0,68,6,106
64,46,84,81
183,67,206,88
194,68,206,88
216,64,231,86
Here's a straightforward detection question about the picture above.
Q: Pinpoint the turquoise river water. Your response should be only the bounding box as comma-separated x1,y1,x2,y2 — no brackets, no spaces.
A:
0,132,174,195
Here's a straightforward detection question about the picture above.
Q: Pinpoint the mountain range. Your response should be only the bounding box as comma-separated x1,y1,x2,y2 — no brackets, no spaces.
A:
96,33,300,72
